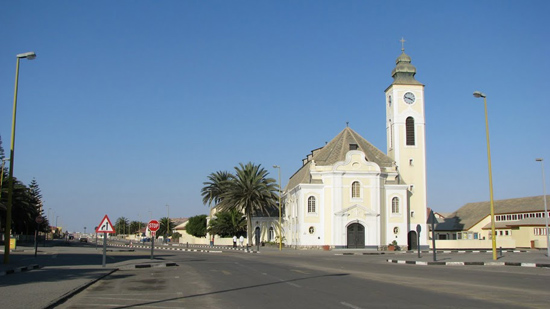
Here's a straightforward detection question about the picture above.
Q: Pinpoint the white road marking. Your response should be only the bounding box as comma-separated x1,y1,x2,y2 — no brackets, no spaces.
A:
341,301,363,309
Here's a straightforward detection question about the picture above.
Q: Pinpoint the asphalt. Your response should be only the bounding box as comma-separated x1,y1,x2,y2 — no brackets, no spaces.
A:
1,240,549,308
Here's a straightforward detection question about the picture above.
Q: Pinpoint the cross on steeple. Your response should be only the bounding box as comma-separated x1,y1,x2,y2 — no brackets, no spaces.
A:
400,37,406,52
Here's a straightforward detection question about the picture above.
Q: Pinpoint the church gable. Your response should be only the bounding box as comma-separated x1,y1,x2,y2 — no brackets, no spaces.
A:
333,150,382,173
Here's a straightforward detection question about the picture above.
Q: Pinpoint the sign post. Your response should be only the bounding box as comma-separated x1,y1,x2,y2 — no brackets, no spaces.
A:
95,215,116,267
416,224,421,258
34,216,43,258
430,210,437,262
148,220,160,260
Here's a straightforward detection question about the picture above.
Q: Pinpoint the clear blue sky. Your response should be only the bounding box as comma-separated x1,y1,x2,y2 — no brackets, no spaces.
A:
1,1,548,233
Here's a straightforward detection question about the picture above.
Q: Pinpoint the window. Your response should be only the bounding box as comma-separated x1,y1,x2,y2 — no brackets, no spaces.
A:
308,196,316,213
535,228,548,236
268,227,274,241
392,197,399,214
406,117,415,146
352,181,361,198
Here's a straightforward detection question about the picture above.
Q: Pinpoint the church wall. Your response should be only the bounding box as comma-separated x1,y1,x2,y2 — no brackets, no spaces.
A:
297,184,325,247
384,184,409,248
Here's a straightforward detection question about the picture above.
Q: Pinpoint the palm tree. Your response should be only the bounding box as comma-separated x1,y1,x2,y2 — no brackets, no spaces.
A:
201,170,233,207
217,162,279,244
158,217,174,239
208,208,246,238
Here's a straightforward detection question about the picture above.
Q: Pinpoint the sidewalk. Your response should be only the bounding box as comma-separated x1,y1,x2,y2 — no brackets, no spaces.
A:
0,241,172,309
382,250,550,267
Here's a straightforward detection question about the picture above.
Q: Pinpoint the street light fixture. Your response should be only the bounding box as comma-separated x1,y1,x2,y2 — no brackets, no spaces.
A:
273,165,282,251
473,91,497,261
535,158,549,258
4,51,36,264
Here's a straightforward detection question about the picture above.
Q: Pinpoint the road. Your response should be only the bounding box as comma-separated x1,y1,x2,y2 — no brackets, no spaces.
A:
58,247,550,309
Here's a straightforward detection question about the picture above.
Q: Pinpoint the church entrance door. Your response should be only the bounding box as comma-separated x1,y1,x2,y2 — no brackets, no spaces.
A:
408,231,418,250
347,223,365,248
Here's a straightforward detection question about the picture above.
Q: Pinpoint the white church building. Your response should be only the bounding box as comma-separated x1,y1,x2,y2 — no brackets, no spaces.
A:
272,47,429,250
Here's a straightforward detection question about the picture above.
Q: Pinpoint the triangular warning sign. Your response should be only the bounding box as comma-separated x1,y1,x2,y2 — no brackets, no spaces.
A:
96,215,116,234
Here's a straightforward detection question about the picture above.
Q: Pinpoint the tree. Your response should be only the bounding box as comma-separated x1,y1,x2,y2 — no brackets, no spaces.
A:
217,162,279,244
208,208,246,238
129,221,143,235
186,215,207,238
28,178,48,233
0,134,5,159
115,217,129,236
158,217,174,238
201,171,233,207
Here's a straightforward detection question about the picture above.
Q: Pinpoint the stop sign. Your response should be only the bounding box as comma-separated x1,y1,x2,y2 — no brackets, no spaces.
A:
148,220,160,232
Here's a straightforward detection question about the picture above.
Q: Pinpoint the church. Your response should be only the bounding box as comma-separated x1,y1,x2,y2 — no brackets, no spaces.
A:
277,46,428,250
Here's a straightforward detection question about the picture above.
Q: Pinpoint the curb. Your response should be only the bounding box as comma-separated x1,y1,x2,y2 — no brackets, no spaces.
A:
128,262,178,269
45,268,117,309
109,243,259,254
0,264,41,276
386,259,550,268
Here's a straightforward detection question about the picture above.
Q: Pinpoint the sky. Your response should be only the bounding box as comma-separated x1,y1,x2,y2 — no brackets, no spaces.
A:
1,1,548,233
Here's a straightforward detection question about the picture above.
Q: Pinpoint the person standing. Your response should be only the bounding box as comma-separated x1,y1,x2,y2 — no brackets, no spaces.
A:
233,235,237,248
239,235,244,248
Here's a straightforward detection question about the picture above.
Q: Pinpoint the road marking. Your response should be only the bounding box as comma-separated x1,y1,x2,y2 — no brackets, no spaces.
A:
291,269,309,274
286,282,301,288
221,270,231,275
341,301,363,309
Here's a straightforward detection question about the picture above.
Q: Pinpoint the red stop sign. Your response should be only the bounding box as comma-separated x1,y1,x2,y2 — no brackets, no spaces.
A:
148,220,160,232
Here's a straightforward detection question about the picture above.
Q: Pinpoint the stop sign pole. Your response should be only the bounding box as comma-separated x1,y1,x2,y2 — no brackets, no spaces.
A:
34,216,43,257
148,220,160,260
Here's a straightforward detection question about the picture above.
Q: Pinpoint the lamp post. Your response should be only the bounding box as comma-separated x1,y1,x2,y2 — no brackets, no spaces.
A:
4,51,36,264
473,91,497,261
166,204,170,243
535,158,549,258
273,165,282,251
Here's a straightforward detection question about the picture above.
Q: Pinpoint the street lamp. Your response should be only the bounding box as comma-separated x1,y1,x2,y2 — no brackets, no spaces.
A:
166,204,170,243
473,91,497,261
273,165,282,251
536,158,549,258
4,51,36,264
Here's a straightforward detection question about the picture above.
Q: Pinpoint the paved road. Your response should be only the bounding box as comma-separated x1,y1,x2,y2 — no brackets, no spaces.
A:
57,246,550,309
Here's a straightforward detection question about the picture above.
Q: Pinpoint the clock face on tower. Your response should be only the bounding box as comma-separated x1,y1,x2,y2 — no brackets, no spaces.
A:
403,92,416,104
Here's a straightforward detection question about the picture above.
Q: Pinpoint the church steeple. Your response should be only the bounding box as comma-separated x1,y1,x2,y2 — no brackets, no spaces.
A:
390,38,422,86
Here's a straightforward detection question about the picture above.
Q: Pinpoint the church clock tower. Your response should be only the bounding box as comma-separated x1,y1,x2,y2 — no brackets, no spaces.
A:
385,39,428,248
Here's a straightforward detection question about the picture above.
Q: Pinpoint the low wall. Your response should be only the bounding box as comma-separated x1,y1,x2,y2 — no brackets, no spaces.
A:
429,239,516,250
177,234,235,246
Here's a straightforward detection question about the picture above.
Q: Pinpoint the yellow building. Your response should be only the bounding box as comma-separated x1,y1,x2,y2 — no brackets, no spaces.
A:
432,195,550,249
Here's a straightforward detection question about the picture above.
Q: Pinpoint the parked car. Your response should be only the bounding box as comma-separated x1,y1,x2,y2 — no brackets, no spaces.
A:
79,237,88,243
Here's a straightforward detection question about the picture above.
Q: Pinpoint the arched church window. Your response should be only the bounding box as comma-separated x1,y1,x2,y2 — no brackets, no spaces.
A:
268,227,274,241
308,196,316,213
406,117,415,146
352,181,361,198
392,197,400,214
